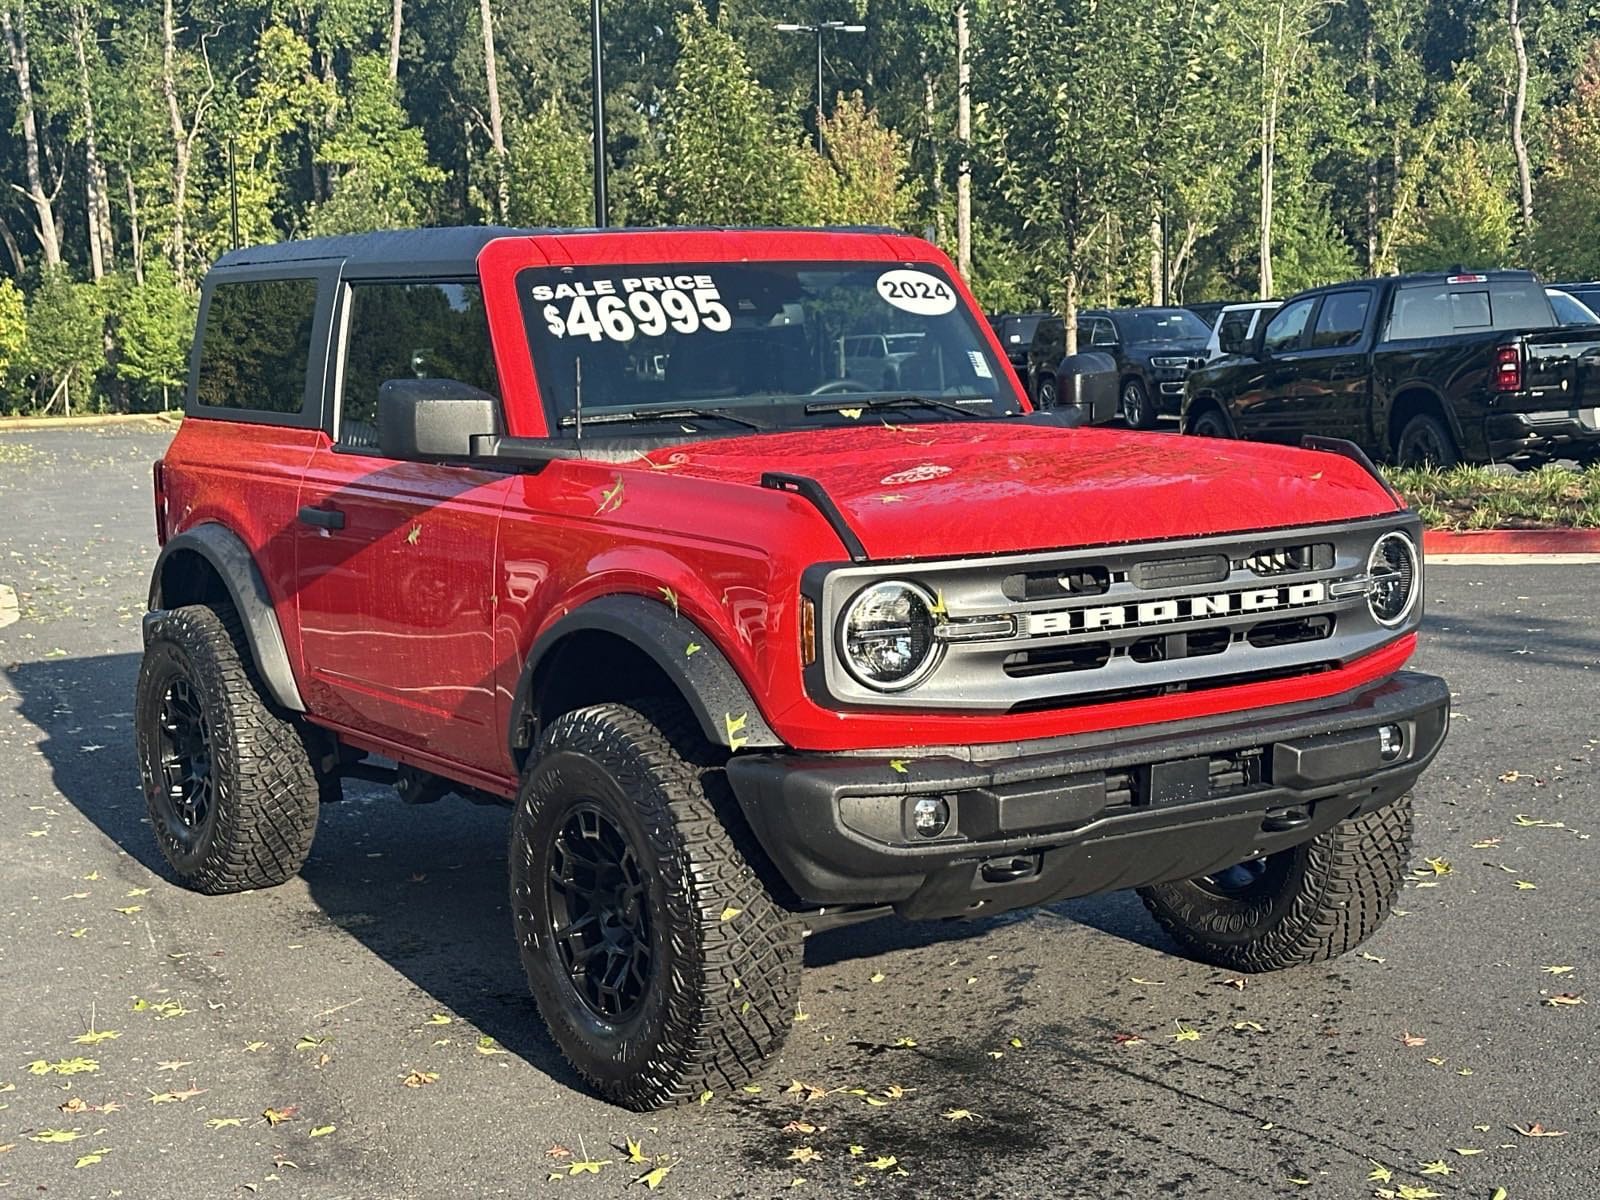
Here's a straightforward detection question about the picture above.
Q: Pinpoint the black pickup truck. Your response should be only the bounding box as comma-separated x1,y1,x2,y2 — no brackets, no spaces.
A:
1183,269,1600,465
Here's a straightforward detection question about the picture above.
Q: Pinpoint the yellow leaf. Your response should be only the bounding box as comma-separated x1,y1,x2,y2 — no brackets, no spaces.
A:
724,711,749,750
1130,977,1166,986
1287,1178,1310,1187
29,1129,84,1143
849,1145,865,1156
1453,1147,1484,1156
1514,880,1538,890
1491,1190,1508,1200
73,1149,110,1168
402,1070,438,1087
862,1095,888,1107
309,1125,335,1138
475,1036,507,1055
71,1029,119,1046
595,473,626,515
125,887,151,897
720,906,742,922
423,1013,452,1025
244,1041,268,1053
262,1108,295,1126
1418,1159,1453,1175
1541,965,1574,975
296,1036,330,1050
1544,993,1585,1006
658,586,680,616
1233,1021,1265,1032
893,1037,917,1047
942,1108,976,1121
867,1155,898,1171
626,1139,647,1164
1392,1188,1443,1200
928,591,948,619
869,972,885,984
405,524,422,545
888,760,908,774
685,642,702,657
1008,1037,1023,1048
206,1118,244,1129
633,1162,674,1189
83,871,99,881
1422,857,1453,876
1512,1122,1568,1137
742,1084,762,1094
1367,1162,1394,1183
70,928,88,938
788,1147,821,1164
1170,1023,1201,1042
114,905,141,915
698,1089,713,1106
839,408,864,419
568,1158,611,1176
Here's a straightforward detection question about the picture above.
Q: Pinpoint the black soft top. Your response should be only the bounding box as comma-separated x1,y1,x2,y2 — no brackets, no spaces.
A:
209,226,552,278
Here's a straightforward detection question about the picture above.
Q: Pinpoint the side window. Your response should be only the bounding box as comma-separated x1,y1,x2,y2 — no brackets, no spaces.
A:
1311,290,1372,349
1217,312,1251,349
338,281,499,450
1090,319,1116,346
195,277,319,413
1262,298,1314,353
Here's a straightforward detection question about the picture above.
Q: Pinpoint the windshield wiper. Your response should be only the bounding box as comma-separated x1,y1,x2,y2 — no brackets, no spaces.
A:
557,406,765,432
803,394,987,421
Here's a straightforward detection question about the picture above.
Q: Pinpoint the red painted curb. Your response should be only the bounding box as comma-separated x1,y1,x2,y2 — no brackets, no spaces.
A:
1423,528,1600,554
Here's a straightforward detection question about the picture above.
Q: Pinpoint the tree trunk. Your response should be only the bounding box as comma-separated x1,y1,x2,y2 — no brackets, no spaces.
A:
1509,0,1534,251
1364,17,1378,272
955,3,971,279
0,211,25,278
1063,267,1079,356
71,5,114,280
388,0,403,80
1149,214,1164,304
124,156,144,285
1,4,63,269
1258,28,1276,300
161,0,190,284
478,0,508,222
923,65,944,248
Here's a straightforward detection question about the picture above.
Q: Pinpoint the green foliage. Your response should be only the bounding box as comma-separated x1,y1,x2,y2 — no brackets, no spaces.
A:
308,54,443,235
628,5,812,226
0,279,25,382
1533,42,1600,280
507,99,593,228
112,262,195,405
803,93,912,228
1401,140,1516,271
22,272,106,408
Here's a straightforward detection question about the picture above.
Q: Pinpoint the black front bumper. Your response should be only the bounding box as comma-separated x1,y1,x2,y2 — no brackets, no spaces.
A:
727,671,1448,920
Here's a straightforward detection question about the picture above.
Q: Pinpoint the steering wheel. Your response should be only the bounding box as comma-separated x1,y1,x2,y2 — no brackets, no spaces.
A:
808,379,872,396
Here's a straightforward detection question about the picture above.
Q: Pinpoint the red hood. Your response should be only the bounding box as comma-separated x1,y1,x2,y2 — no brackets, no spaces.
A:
643,424,1399,559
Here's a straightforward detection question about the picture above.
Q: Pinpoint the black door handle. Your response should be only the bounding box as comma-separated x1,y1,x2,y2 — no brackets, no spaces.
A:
298,504,345,530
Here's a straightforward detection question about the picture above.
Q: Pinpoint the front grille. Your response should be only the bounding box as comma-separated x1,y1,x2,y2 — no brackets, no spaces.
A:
814,516,1416,712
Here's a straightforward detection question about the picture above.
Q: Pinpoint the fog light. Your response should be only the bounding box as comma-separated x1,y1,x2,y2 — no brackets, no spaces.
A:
1378,724,1405,762
911,796,951,838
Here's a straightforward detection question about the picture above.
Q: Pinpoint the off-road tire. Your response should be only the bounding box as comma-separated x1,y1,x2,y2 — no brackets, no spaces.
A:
1395,414,1459,467
1191,407,1233,438
1122,378,1157,429
135,603,322,894
510,702,801,1110
1137,795,1413,972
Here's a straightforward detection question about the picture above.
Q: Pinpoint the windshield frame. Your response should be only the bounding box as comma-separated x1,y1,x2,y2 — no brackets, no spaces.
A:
514,259,1022,438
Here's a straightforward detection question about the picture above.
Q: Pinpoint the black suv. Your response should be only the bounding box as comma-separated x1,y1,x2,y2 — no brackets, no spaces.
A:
988,311,1051,383
1028,307,1211,428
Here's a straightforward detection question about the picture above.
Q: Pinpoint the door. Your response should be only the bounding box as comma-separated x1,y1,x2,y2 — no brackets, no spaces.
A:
1234,296,1315,441
294,278,512,772
1286,288,1374,443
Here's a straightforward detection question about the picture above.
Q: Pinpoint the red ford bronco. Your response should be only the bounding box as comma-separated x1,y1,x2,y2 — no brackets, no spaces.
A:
137,226,1447,1110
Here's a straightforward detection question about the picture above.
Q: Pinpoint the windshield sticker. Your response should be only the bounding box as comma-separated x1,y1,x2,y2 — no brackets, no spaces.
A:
967,350,993,379
533,274,732,342
876,268,958,316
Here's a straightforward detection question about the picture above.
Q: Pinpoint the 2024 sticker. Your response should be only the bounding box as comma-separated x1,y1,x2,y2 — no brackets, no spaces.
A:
876,268,957,316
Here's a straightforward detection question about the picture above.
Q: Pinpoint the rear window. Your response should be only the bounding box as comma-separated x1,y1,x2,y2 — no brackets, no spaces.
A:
337,281,498,449
195,278,319,413
1384,278,1555,341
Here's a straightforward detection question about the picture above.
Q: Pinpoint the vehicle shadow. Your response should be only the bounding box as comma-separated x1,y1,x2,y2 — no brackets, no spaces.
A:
5,649,581,1091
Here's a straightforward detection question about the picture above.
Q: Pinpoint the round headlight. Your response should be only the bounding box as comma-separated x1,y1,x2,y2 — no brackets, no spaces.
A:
839,581,940,690
1367,531,1419,626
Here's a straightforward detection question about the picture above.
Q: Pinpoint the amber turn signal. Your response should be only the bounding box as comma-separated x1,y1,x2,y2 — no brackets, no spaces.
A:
800,595,817,666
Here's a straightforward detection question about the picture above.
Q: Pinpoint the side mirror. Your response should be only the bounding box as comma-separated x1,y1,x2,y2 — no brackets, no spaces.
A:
377,378,500,460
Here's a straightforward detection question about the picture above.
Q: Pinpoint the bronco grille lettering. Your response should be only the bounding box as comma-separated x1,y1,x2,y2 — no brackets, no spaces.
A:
1025,581,1327,637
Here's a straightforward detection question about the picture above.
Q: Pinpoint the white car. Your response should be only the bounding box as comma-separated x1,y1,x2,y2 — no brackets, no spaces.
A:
1546,287,1600,327
1204,301,1281,361
838,332,927,388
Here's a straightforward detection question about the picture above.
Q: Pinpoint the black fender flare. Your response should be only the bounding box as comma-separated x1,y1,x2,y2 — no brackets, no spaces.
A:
510,595,782,755
1383,380,1464,457
146,524,305,713
1183,393,1238,437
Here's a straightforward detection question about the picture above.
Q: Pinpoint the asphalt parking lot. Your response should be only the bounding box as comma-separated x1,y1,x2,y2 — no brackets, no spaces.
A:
2,423,1595,1199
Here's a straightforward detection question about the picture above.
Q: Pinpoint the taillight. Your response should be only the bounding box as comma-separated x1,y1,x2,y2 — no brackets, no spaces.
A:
1492,343,1523,393
152,460,169,544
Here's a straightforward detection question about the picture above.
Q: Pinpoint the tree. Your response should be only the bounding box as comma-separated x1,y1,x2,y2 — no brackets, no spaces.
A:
507,98,592,228
113,261,193,408
1400,139,1514,270
802,93,912,227
628,5,812,227
1,1,63,268
22,270,103,412
0,276,24,383
307,53,442,234
1532,42,1600,279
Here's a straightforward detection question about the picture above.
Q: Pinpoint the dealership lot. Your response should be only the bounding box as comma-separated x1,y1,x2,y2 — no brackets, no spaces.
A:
1,424,1595,1199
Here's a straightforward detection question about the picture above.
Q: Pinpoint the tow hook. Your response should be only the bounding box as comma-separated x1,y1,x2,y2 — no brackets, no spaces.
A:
1261,805,1312,833
980,854,1041,884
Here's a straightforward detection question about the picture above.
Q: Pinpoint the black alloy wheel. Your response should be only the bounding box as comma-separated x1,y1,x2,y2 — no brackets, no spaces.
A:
1035,374,1058,410
546,803,654,1023
153,676,215,844
1395,414,1459,467
1122,378,1156,429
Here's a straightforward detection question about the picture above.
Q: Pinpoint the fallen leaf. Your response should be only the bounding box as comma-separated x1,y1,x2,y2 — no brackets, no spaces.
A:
1219,977,1247,989
58,1097,89,1114
1233,1021,1265,1033
1541,965,1574,975
1453,1147,1484,1156
720,906,741,922
1544,993,1585,1006
1421,857,1453,876
1417,1159,1454,1175
262,1106,298,1126
545,1145,573,1161
1514,880,1538,890
309,1125,335,1138
1170,1022,1201,1042
781,1121,821,1136
1359,952,1387,963
633,1162,674,1189
402,1069,438,1087
73,1148,110,1168
29,1129,84,1143
1471,837,1502,848
1491,1189,1508,1200
698,1089,713,1106
1367,1162,1393,1183
869,972,886,984
405,524,422,545
867,1155,898,1171
205,1118,244,1129
942,1108,976,1121
568,1157,612,1176
113,905,142,915
125,887,151,897
475,1036,507,1056
423,1013,452,1026
889,760,908,774
27,1057,99,1076
1512,1123,1567,1137
295,1036,330,1051
787,1147,821,1164
1400,1031,1428,1047
71,1030,119,1046
1130,977,1166,986
243,1041,268,1053
1112,1032,1146,1046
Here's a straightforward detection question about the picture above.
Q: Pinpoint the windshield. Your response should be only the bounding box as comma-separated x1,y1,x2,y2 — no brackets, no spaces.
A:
517,261,1018,432
1114,308,1211,343
1548,289,1600,327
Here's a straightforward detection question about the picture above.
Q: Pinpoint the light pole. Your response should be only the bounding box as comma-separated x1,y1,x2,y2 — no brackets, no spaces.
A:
590,0,607,227
774,20,865,155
